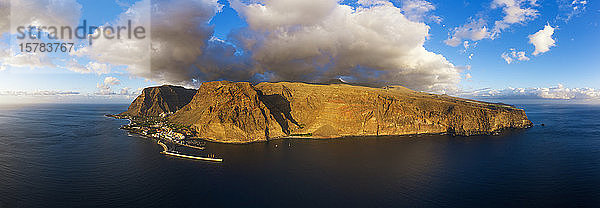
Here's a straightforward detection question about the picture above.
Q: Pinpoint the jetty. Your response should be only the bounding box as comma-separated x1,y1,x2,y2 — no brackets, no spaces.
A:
162,151,223,162
158,141,168,152
157,141,223,162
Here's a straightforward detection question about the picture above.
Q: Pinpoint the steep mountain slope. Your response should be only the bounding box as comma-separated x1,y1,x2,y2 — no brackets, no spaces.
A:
120,85,196,117
168,81,286,143
255,82,532,138
161,81,532,143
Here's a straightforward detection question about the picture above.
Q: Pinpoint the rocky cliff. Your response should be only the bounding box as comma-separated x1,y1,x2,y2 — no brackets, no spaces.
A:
168,81,287,143
126,81,532,143
120,85,196,117
254,82,532,138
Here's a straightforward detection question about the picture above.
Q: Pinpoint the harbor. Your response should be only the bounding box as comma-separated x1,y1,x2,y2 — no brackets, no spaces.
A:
162,151,224,162
157,141,223,162
107,114,221,162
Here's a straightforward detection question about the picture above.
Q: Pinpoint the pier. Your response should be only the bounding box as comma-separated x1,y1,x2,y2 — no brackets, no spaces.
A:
158,141,168,152
162,151,224,162
157,141,223,162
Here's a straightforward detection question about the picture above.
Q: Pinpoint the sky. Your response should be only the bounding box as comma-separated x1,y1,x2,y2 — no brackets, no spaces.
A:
0,0,599,104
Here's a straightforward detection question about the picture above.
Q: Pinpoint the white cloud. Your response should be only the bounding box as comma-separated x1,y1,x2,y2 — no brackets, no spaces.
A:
115,0,131,8
445,18,490,47
234,0,337,30
399,0,441,23
465,73,472,80
234,0,460,92
491,0,539,38
447,0,539,45
0,48,6,71
1,0,82,35
96,77,121,95
92,77,138,97
0,90,80,96
529,24,556,56
558,0,588,21
462,84,600,101
104,77,121,86
570,0,588,12
501,48,530,64
0,90,138,104
96,85,111,95
515,51,529,61
501,52,514,64
0,50,54,70
72,0,153,79
62,59,111,75
73,0,245,86
86,62,111,74
356,0,386,5
119,87,131,95
0,0,8,35
0,0,82,71
3,0,460,93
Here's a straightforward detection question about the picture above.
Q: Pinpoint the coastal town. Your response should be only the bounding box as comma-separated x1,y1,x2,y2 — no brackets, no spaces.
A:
107,114,199,144
106,114,223,162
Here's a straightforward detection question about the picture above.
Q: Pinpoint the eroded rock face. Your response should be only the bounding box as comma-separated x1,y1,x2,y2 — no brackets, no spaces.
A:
169,81,286,143
120,85,196,117
255,82,532,138
128,81,532,143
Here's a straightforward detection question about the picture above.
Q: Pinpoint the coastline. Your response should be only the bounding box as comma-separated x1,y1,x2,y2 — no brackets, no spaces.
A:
107,115,216,160
107,114,533,145
193,126,534,145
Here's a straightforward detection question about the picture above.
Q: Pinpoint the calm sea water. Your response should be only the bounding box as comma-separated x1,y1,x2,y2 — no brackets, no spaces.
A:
0,104,599,207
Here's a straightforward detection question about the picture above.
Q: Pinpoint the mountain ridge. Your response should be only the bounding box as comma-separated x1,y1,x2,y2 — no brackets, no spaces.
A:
119,85,197,117
120,81,533,143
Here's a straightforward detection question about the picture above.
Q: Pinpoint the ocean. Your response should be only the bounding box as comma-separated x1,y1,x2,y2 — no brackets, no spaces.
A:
0,103,599,207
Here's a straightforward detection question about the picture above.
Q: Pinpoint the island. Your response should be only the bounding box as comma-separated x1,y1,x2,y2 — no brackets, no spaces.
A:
109,81,533,144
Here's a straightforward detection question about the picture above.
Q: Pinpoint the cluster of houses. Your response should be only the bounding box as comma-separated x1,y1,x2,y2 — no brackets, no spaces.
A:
154,128,186,141
124,123,186,141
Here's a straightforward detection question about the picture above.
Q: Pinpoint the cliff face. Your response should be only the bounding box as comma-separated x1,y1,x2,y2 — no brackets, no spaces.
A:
254,82,532,138
120,85,196,117
127,81,532,143
168,81,286,143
